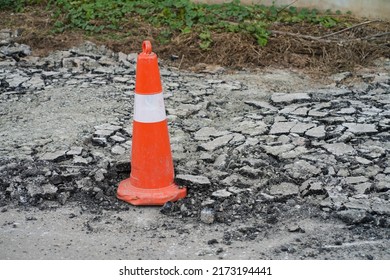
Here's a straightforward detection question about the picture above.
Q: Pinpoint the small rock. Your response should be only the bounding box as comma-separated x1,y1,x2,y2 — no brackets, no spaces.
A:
0,29,12,45
271,92,311,104
24,75,44,90
117,51,129,64
214,154,228,169
291,107,309,116
94,169,107,182
305,125,326,139
279,146,308,159
353,182,372,194
278,135,291,144
200,208,216,224
345,176,369,185
160,201,175,214
111,145,126,155
127,53,137,63
26,184,41,197
58,192,70,205
263,144,295,156
344,198,371,212
287,224,305,233
238,166,261,178
49,173,63,185
73,156,89,165
228,186,246,194
331,71,352,83
337,168,350,177
284,160,321,179
325,88,352,97
179,204,189,215
40,150,67,162
94,123,122,132
231,120,267,136
92,137,107,146
62,56,99,69
343,123,378,134
376,176,390,192
94,66,114,74
42,71,60,78
207,239,218,245
323,143,356,156
201,199,216,207
337,209,372,225
269,182,299,196
303,181,326,196
66,146,83,156
371,200,390,215
94,129,114,137
290,122,315,134
337,107,356,114
199,134,233,151
269,122,296,135
110,135,126,143
244,100,278,111
221,174,243,186
308,110,328,117
355,156,372,165
0,43,31,57
212,189,232,198
176,174,211,186
113,76,130,83
259,193,275,201
199,152,214,162
41,184,58,197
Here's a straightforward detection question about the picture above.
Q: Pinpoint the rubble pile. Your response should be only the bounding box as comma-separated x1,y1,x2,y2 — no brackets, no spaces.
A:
0,38,389,229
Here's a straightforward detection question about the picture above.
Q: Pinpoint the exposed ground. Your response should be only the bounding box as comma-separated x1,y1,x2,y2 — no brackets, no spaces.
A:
1,7,389,72
0,9,390,260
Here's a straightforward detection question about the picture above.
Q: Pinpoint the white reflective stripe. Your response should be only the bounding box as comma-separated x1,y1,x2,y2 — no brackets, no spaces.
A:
134,92,166,123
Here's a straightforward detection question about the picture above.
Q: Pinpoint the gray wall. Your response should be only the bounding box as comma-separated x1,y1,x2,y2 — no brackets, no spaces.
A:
194,0,390,20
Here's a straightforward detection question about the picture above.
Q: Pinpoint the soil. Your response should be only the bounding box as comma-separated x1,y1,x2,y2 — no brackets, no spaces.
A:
0,8,390,260
1,7,389,72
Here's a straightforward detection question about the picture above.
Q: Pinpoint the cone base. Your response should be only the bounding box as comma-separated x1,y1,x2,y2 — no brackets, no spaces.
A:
117,178,187,206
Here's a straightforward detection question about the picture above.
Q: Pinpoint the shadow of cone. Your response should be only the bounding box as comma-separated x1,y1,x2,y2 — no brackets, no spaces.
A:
117,41,187,206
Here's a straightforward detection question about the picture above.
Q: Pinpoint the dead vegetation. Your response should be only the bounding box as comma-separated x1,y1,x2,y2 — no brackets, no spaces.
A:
1,8,389,73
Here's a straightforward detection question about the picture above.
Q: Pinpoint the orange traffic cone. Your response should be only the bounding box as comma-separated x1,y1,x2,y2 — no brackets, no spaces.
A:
117,41,187,206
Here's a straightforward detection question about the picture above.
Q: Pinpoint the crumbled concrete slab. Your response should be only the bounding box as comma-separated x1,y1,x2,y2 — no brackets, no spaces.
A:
1,39,389,260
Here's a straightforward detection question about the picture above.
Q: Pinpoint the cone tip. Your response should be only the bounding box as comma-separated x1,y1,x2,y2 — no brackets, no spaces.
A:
142,41,152,54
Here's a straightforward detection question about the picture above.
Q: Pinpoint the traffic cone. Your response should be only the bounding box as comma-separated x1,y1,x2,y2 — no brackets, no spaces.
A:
117,41,187,206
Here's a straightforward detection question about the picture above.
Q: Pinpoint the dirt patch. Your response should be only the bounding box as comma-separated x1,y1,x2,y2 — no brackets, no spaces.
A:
160,21,390,72
1,8,389,73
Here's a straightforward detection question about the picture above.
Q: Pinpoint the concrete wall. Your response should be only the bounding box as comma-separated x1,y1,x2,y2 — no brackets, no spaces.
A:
193,0,390,20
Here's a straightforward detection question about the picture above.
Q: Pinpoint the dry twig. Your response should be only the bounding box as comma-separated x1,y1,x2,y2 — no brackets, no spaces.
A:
271,22,389,43
319,20,380,39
